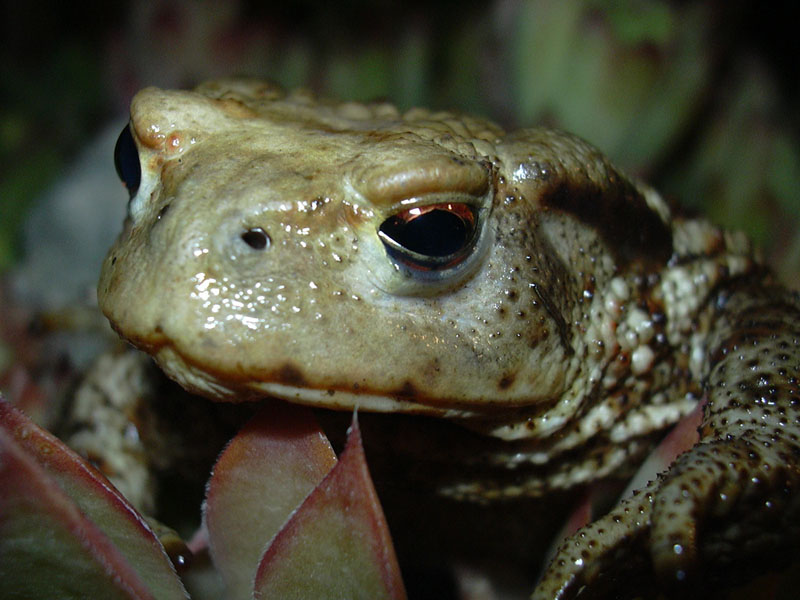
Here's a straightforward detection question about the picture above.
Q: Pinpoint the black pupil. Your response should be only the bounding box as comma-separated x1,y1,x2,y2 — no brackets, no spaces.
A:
380,208,471,257
114,124,141,197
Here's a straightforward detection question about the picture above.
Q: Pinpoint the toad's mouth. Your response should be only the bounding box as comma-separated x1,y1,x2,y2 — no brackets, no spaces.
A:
150,344,479,419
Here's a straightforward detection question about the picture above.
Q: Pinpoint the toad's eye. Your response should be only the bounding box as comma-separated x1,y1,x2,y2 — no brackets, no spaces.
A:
114,124,141,197
378,203,479,271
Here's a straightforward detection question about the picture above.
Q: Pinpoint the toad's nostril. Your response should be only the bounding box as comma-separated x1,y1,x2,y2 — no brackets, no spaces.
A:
241,228,271,250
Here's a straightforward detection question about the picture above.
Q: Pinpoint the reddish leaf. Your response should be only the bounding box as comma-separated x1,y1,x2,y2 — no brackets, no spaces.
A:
0,397,188,600
0,421,154,599
253,415,407,600
204,401,337,600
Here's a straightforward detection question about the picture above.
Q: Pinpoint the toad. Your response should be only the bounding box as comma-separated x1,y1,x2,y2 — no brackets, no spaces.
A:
99,79,800,598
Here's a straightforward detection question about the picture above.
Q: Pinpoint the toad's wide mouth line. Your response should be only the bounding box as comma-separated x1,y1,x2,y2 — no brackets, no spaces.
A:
149,342,476,414
146,339,558,423
104,317,570,432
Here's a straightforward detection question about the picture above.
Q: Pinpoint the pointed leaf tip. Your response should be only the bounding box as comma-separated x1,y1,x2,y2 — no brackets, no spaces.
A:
254,411,407,600
204,401,337,600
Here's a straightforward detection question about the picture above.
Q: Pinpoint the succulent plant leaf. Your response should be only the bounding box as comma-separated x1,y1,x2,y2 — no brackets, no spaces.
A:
204,401,337,600
253,415,406,600
0,397,189,600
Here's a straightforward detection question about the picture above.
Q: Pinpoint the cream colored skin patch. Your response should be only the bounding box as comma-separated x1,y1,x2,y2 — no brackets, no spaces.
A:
101,80,800,596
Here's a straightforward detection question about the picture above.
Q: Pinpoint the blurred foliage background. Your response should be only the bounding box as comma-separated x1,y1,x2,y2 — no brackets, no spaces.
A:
2,0,799,286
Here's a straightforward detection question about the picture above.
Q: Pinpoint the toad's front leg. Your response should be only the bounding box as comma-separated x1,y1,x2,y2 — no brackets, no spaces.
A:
533,282,800,599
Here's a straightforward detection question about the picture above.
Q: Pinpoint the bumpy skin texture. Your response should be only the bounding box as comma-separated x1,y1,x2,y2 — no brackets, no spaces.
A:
99,80,800,597
534,283,800,598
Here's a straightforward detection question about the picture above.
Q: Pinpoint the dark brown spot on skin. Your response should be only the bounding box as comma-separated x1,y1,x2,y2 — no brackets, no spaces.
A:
277,363,306,386
499,374,515,389
539,178,672,267
395,380,418,398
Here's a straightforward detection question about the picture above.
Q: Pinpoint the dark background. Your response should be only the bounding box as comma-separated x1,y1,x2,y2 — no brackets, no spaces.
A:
2,0,799,285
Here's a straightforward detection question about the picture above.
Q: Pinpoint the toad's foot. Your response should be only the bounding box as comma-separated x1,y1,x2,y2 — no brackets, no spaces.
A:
534,284,800,599
534,436,800,599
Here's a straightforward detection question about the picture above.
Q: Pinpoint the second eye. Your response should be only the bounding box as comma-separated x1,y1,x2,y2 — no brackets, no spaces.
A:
114,124,141,197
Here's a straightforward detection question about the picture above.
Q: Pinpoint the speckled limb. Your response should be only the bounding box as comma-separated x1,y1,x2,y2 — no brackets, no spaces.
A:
533,281,800,599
